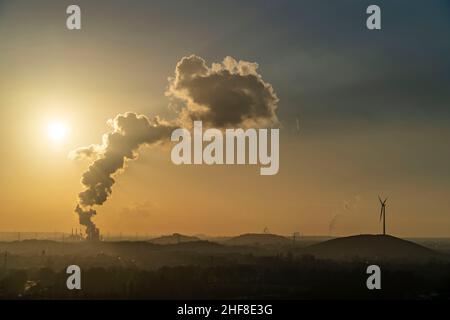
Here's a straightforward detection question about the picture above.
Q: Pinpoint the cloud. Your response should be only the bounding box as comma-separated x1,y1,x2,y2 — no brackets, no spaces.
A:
166,55,279,128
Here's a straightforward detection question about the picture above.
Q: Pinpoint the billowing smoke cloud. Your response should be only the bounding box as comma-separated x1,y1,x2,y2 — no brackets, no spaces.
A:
71,113,176,239
166,55,279,128
75,205,98,240
71,55,279,239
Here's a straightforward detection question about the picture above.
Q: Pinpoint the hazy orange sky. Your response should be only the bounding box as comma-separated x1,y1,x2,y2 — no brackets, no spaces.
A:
1,1,450,237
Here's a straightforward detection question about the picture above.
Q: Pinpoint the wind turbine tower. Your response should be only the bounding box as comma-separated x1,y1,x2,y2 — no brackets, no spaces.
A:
378,196,388,235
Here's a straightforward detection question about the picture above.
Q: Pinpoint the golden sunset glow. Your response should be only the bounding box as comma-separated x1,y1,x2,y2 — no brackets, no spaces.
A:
0,1,448,239
47,120,68,143
1,0,450,303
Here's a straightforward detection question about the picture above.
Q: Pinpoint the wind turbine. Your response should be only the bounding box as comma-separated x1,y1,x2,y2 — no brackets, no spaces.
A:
378,196,388,235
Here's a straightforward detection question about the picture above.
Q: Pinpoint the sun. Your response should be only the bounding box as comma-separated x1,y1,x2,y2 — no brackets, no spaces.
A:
47,121,68,143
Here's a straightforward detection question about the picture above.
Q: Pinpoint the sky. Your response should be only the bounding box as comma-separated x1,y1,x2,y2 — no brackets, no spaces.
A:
0,0,449,237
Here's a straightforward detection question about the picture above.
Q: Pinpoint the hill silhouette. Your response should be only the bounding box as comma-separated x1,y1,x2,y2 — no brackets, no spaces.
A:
302,234,440,262
149,233,200,245
225,233,291,246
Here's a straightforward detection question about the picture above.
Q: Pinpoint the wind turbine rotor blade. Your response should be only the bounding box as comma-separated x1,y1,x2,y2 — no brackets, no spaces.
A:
378,196,383,204
379,208,383,222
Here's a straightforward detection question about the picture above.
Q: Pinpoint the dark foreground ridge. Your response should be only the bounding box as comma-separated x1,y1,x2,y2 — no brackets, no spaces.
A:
1,235,450,299
224,233,291,246
148,233,201,245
